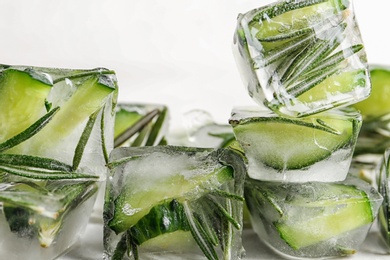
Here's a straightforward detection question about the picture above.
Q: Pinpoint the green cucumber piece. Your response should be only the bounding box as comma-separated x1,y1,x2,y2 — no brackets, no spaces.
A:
231,111,358,170
108,165,233,234
128,199,190,246
245,177,379,252
294,69,366,102
353,67,390,118
21,74,115,155
114,108,143,139
252,0,343,42
275,184,373,250
0,69,52,142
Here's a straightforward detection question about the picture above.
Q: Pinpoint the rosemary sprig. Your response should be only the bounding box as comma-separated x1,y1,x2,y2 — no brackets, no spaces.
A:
0,165,99,180
0,154,72,172
72,107,102,170
184,201,219,260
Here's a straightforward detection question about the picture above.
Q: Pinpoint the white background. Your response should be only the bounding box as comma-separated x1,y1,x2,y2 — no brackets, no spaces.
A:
1,0,389,130
1,1,390,259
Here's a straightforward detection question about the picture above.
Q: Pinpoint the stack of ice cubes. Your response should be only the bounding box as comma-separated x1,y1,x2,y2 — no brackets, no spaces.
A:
230,0,384,258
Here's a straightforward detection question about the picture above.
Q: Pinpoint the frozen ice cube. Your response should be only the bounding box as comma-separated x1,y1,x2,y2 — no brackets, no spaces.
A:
0,177,99,260
229,106,362,182
104,146,246,260
233,0,370,117
168,109,236,149
0,64,117,259
245,176,383,258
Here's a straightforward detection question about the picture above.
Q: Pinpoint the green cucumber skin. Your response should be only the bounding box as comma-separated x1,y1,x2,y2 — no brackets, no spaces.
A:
129,200,189,246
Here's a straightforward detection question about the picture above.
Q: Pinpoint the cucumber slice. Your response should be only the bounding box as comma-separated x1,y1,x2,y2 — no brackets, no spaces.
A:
0,69,52,142
108,162,233,233
128,199,190,246
245,177,382,254
252,0,344,43
295,69,367,104
114,108,143,138
275,185,373,250
230,107,360,170
353,66,390,118
20,74,115,156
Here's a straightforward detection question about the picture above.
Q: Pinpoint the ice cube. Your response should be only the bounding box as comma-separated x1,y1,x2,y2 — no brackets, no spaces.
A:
103,146,246,260
245,176,383,258
229,106,362,182
0,64,117,259
233,0,370,117
168,109,236,149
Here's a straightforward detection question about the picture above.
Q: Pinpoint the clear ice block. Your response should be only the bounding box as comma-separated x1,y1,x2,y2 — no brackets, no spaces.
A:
377,148,390,249
0,64,117,259
229,106,362,182
114,103,169,148
104,146,246,260
245,176,383,258
167,109,236,149
233,0,370,117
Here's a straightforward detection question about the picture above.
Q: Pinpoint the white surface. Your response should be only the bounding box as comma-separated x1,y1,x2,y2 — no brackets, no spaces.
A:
59,210,390,260
2,0,390,259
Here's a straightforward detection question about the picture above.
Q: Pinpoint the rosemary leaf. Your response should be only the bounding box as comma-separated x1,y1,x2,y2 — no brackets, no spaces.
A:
0,154,72,172
100,105,109,164
0,165,98,180
183,201,219,260
72,108,101,171
205,197,241,230
145,107,168,146
210,189,245,201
